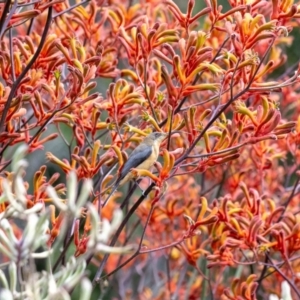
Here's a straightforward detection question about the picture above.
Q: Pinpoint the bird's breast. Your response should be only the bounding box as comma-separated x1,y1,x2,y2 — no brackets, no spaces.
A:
136,144,158,170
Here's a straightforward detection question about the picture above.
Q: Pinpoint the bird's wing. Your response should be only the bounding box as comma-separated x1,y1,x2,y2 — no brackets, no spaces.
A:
119,143,152,180
103,144,152,207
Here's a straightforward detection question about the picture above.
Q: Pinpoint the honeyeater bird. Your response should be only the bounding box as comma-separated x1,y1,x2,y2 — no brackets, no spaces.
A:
103,132,168,206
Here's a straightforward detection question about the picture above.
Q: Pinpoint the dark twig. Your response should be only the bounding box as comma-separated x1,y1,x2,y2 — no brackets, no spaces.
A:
165,36,230,119
256,172,300,291
92,183,155,284
8,28,15,82
0,5,53,133
174,38,275,166
265,253,300,298
0,0,13,38
53,0,91,18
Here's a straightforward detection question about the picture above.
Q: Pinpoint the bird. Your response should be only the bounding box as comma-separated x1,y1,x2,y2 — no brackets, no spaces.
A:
103,132,168,206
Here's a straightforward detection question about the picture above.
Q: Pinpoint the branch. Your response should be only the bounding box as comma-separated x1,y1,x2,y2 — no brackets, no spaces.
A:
0,4,53,133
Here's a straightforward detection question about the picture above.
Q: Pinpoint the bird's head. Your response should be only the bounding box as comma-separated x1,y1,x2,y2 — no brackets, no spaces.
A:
144,132,168,145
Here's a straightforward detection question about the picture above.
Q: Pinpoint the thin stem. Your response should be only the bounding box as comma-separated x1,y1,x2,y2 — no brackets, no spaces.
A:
93,196,157,283
0,0,12,38
53,0,91,18
9,28,15,82
52,234,74,272
136,60,158,124
257,171,300,291
174,38,275,167
139,237,184,254
166,36,230,118
92,183,155,285
266,253,300,298
0,4,53,132
279,175,300,221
